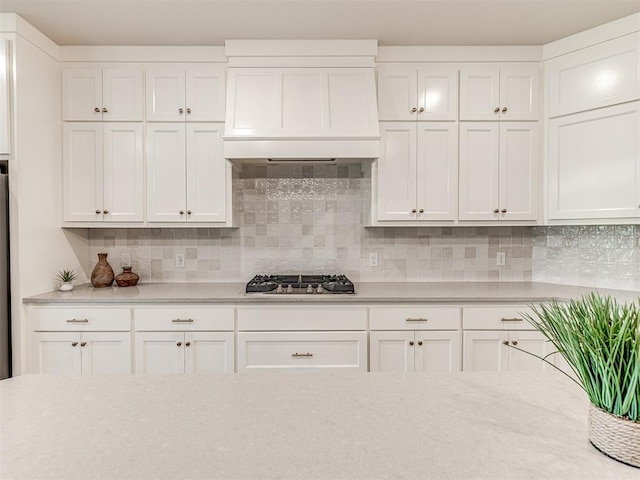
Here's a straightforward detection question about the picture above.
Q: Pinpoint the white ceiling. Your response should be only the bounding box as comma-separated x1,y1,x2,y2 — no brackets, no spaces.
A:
2,0,640,47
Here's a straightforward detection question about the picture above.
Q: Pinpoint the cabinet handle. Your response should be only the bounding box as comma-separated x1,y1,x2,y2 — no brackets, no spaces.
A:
102,107,108,113
494,107,500,113
418,107,425,113
502,107,507,113
94,107,100,113
179,210,185,215
178,108,184,114
493,209,499,214
405,317,428,322
502,340,509,346
80,341,87,347
103,210,109,214
291,352,313,358
410,107,417,113
171,318,194,323
71,342,78,347
66,318,89,323
95,209,101,214
501,209,507,213
418,340,423,346
501,317,523,322
409,341,415,346
419,209,424,213
176,341,182,347
185,341,191,347
511,340,518,346
187,210,192,215
186,108,191,114
411,209,417,213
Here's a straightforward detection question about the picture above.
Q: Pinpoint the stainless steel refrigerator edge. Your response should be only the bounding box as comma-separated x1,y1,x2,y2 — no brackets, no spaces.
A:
0,172,10,379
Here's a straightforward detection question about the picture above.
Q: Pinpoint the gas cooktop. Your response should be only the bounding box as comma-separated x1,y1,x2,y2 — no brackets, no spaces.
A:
245,274,355,294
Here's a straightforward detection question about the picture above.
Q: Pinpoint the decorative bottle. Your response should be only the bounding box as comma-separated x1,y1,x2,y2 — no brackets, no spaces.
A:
91,253,114,288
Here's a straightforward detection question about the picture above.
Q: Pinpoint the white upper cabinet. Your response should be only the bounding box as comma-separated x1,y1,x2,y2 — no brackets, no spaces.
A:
0,39,11,156
376,122,457,221
63,67,144,121
459,122,538,221
225,67,379,137
146,66,226,122
460,64,539,121
63,122,144,223
377,64,458,121
146,123,227,223
548,102,640,220
547,33,640,118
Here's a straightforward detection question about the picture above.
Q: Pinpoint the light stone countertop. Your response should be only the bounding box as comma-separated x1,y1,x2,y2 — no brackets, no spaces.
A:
22,281,640,304
1,372,638,479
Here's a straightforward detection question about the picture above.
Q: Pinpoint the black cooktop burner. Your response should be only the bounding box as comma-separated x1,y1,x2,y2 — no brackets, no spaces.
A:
245,274,355,294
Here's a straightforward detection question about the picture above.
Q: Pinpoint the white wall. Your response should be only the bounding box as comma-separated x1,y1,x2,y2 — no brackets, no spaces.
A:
8,24,90,375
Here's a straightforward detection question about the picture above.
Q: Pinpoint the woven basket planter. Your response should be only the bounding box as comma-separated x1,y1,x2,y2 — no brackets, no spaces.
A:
588,404,640,468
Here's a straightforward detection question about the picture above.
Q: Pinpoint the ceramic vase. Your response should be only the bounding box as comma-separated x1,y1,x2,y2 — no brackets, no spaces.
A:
59,282,73,292
115,266,140,287
91,253,114,288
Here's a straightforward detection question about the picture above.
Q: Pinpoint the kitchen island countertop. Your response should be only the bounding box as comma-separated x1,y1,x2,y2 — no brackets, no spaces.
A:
22,281,640,304
1,372,638,479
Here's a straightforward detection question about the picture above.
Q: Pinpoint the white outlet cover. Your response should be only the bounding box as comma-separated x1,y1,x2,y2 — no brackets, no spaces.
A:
496,252,506,266
175,253,185,268
369,252,379,267
121,252,131,267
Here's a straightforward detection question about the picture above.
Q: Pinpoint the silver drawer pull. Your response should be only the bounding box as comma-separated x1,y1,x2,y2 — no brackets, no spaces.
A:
500,317,523,322
291,352,313,358
66,318,89,323
171,318,194,323
405,317,428,322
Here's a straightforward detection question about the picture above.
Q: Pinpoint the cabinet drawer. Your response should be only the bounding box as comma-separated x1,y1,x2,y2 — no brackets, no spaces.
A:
134,307,234,331
30,307,131,331
237,306,366,331
370,306,460,330
462,306,536,330
237,332,367,372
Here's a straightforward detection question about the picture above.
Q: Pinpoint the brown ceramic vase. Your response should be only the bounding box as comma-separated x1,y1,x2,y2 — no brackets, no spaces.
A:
91,253,114,288
115,266,140,287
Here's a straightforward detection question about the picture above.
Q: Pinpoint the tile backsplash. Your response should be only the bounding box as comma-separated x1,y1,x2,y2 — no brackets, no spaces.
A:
87,165,638,290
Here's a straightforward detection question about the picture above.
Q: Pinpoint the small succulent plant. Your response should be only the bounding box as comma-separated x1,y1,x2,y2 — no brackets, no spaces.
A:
56,269,78,283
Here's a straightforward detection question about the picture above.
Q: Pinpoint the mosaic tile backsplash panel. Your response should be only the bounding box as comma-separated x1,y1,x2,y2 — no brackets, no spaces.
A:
87,165,639,289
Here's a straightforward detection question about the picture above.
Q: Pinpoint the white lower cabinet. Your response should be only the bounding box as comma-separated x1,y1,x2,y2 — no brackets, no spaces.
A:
133,306,235,374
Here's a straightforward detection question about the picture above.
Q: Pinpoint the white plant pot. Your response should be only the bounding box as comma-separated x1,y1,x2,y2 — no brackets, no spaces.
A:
59,282,73,292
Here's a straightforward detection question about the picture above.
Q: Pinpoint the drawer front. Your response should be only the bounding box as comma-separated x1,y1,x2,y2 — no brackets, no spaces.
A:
134,307,234,331
462,306,536,330
370,306,460,330
237,306,367,331
30,307,131,331
237,331,367,372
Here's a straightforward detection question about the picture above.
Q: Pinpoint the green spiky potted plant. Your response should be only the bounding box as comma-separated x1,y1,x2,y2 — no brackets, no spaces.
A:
56,269,78,292
517,293,639,468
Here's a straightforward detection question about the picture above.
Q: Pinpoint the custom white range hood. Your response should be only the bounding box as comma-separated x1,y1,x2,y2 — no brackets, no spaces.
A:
223,40,380,162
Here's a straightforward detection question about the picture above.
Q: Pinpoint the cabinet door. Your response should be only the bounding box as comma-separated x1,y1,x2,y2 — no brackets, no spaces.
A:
31,332,81,374
376,123,417,221
62,68,102,121
462,331,509,372
507,331,556,372
103,123,144,222
185,67,226,121
417,65,458,121
102,68,144,121
146,68,186,121
499,122,538,221
184,332,234,374
548,102,640,220
135,332,185,374
146,123,187,222
459,65,500,120
376,64,418,121
0,39,11,155
186,124,227,222
63,123,104,222
226,69,279,135
416,122,458,220
499,65,539,121
458,122,499,220
415,331,461,373
81,332,132,374
369,331,415,372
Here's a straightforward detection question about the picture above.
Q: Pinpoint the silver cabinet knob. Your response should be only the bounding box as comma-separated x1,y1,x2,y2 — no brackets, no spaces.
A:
502,340,509,345
493,209,499,213
186,108,191,114
177,341,182,347
418,340,423,346
185,341,191,347
418,107,425,113
80,341,87,347
501,209,507,213
95,209,101,214
178,108,184,114
187,210,192,215
502,107,507,113
409,341,415,346
511,340,518,346
71,342,78,347
411,209,417,213
103,210,109,214
410,107,417,113
419,209,424,213
494,107,500,113
179,210,184,215
94,107,100,113
102,107,108,113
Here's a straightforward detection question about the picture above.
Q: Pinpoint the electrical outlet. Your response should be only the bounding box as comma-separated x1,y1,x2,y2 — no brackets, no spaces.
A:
496,252,506,266
121,252,131,268
175,253,185,268
369,252,379,267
